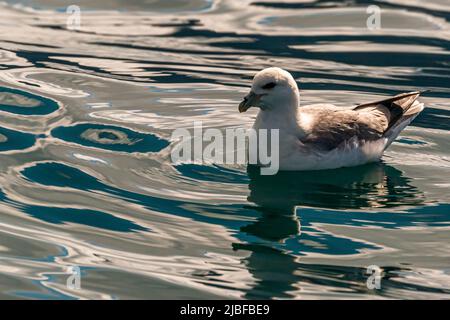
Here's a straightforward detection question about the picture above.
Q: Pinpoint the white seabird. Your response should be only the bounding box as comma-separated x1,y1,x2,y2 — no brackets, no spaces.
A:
239,67,426,171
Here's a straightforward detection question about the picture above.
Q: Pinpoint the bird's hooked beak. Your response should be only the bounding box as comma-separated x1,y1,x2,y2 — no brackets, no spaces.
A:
239,91,263,113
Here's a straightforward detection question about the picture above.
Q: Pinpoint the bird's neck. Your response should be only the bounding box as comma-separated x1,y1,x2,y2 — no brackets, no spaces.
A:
255,95,302,135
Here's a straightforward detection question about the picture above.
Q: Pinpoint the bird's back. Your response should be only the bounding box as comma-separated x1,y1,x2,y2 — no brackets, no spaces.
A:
298,91,425,152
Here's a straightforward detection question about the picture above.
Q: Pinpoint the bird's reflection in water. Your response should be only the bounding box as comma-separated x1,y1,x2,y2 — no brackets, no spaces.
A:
235,163,424,299
247,162,423,213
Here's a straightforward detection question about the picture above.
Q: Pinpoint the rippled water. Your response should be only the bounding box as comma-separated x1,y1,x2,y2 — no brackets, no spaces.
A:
0,0,449,299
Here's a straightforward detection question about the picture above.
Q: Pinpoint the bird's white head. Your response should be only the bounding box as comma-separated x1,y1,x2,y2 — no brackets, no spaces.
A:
239,67,299,113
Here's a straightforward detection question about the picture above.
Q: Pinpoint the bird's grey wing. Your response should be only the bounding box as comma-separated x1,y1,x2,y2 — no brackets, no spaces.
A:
299,91,426,151
300,107,388,151
354,91,426,132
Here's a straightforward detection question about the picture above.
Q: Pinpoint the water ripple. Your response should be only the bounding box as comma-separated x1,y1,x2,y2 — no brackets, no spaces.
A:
51,123,169,153
0,86,59,115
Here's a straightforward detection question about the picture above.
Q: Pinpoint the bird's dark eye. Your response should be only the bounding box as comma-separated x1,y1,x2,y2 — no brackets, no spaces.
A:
262,82,276,90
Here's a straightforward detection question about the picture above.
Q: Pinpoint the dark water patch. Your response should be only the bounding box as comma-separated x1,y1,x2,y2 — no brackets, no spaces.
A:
18,81,41,88
22,162,111,190
172,27,450,54
396,137,427,145
152,19,201,28
295,71,449,97
0,39,61,49
246,163,424,210
240,205,381,256
51,123,169,153
92,40,259,57
299,203,450,230
232,243,372,299
22,205,148,233
169,28,450,81
0,87,59,115
20,162,253,230
39,18,202,36
175,164,249,184
15,50,151,84
3,164,147,232
0,126,36,151
233,242,450,299
413,107,450,131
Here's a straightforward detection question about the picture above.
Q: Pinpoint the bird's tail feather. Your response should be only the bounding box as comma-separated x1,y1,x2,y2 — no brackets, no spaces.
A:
355,90,427,133
383,100,424,149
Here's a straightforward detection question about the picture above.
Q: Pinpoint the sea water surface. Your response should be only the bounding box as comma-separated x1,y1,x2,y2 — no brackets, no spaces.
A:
0,0,449,299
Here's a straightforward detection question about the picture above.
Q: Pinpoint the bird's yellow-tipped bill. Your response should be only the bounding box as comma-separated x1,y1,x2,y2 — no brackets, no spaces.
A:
239,91,261,113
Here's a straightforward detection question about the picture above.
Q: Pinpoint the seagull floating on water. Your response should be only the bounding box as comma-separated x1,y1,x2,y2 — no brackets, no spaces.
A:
239,67,425,171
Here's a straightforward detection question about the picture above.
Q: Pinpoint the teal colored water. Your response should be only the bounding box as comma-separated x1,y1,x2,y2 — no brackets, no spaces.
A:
0,0,449,299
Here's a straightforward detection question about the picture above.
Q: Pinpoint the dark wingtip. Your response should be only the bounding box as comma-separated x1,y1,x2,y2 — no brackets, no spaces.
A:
395,90,426,98
354,90,429,110
407,89,429,97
